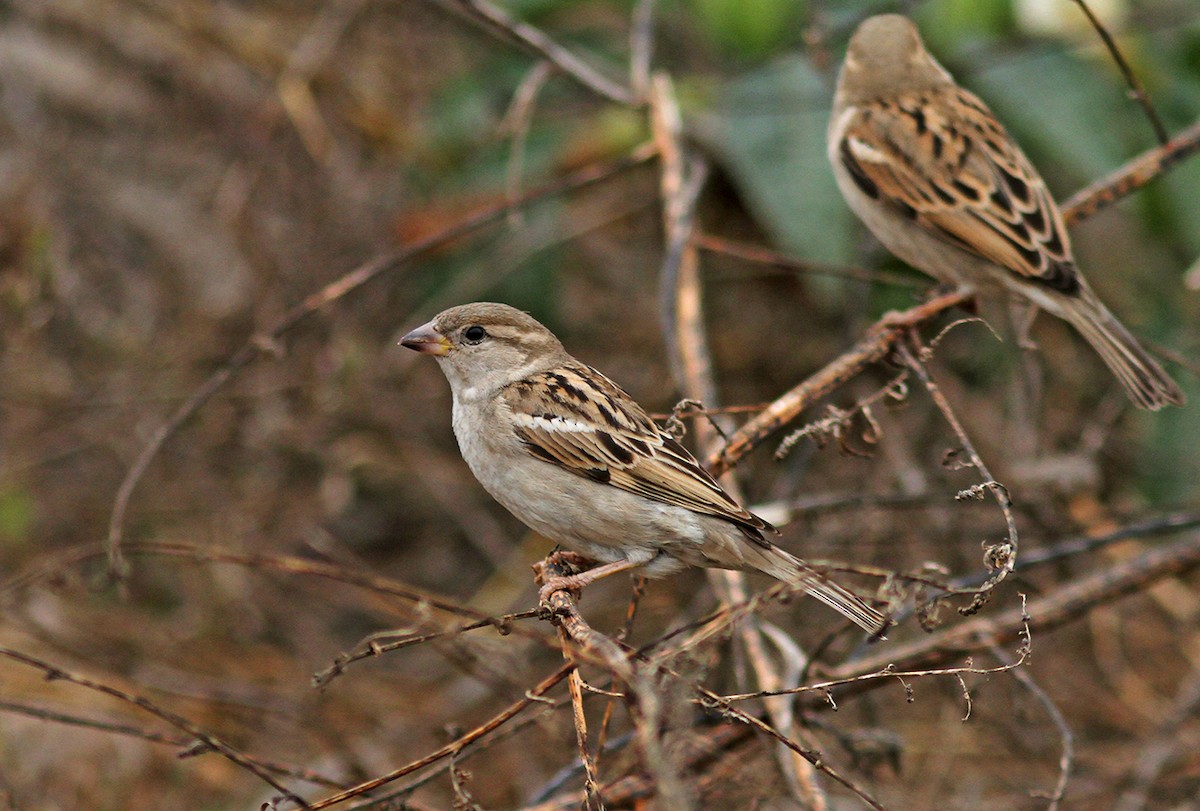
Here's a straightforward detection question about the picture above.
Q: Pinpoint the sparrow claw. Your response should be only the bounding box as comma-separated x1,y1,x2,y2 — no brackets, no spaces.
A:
537,576,584,617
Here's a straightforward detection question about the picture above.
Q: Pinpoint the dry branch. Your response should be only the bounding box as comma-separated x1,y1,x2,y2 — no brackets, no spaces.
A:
820,532,1200,695
307,664,574,809
0,647,311,808
432,0,638,105
1071,0,1169,144
530,529,1200,809
1062,117,1200,222
706,291,972,476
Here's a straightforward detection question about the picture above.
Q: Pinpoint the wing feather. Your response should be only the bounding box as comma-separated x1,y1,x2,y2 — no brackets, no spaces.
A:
838,87,1080,293
502,365,774,537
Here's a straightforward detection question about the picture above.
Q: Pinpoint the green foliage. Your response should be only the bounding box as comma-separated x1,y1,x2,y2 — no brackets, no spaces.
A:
913,0,1015,50
687,0,806,59
0,484,34,546
970,48,1135,181
698,57,855,272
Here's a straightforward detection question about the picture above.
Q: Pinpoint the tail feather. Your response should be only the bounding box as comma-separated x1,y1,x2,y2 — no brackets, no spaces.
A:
1058,293,1184,411
748,544,889,637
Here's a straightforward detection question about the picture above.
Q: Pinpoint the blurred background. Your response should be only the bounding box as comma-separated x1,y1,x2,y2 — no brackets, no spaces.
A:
1,0,1199,808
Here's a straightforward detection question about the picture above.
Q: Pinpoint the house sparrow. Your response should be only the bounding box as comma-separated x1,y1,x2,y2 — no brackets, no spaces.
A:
401,302,887,635
829,14,1184,410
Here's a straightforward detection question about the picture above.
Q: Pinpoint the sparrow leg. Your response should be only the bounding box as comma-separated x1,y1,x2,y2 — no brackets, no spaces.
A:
536,558,643,607
874,284,977,334
1010,298,1041,351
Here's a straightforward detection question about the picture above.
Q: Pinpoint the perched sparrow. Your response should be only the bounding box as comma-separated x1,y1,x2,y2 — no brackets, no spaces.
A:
829,14,1184,410
401,303,887,634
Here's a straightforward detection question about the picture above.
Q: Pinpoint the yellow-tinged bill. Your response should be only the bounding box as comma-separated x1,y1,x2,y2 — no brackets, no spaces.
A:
399,322,451,356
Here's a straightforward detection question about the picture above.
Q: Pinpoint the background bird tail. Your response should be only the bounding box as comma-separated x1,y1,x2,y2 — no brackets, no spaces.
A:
1061,293,1185,410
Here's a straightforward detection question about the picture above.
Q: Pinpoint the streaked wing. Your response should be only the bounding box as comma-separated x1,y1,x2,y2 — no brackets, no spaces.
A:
837,86,1080,293
501,364,773,537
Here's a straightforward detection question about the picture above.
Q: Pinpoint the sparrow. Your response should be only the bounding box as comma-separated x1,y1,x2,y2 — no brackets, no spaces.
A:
401,302,887,635
828,14,1184,410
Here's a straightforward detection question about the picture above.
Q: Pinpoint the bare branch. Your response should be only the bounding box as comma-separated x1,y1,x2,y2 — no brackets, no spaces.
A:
629,0,656,102
898,337,1018,614
1063,117,1200,223
433,0,637,105
0,647,310,808
308,664,574,809
1070,0,1168,145
990,642,1074,811
707,290,973,476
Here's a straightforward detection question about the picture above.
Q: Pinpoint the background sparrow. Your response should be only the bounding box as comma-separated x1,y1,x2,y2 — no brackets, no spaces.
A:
401,302,887,635
828,14,1184,410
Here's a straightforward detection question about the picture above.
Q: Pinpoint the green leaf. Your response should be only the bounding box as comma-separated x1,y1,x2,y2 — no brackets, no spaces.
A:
688,0,806,59
695,56,856,275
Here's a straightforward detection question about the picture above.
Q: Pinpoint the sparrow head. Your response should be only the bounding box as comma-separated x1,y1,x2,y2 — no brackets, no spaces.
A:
836,14,953,105
400,302,567,395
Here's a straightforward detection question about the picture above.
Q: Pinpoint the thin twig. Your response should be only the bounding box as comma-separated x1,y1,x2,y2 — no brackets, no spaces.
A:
102,143,657,577
276,0,371,160
5,542,554,650
433,0,637,105
500,61,555,225
897,337,1018,615
689,682,884,810
820,533,1200,696
307,664,574,809
0,647,310,808
990,642,1073,811
314,610,541,688
563,652,604,810
1070,0,1168,145
629,0,656,102
0,699,189,747
694,232,922,288
0,699,348,789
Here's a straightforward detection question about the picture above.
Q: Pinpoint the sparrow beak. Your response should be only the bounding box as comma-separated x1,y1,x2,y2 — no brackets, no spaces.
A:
399,322,451,356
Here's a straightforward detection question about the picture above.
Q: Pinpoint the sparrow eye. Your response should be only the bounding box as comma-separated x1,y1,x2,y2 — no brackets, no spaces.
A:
462,325,488,344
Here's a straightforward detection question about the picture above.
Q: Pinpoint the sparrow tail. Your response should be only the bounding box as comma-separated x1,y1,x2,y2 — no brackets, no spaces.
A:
750,544,889,637
1058,293,1185,410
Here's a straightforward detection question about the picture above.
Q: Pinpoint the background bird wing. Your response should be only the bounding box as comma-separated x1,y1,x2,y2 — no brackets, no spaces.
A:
837,87,1080,293
501,365,772,536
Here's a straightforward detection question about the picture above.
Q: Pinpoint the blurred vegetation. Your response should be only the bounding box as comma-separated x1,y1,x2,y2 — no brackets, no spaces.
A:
0,0,1198,809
